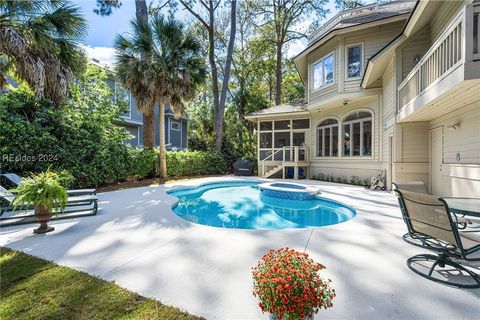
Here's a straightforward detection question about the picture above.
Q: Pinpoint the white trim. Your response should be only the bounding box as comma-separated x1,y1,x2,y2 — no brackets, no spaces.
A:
171,120,181,131
137,126,140,146
345,42,364,79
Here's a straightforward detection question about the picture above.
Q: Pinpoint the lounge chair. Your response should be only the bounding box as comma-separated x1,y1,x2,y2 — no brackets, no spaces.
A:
1,173,96,196
0,185,98,227
394,189,480,288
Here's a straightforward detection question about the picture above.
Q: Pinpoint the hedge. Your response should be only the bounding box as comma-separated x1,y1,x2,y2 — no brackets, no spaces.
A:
128,148,227,178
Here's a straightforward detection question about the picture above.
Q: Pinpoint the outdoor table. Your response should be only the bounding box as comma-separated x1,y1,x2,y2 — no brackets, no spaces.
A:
443,197,480,218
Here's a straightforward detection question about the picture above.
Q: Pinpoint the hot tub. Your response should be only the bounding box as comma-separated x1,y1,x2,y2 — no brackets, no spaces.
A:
258,182,321,200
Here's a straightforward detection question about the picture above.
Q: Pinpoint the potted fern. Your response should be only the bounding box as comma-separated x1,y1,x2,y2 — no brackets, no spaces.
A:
13,170,71,234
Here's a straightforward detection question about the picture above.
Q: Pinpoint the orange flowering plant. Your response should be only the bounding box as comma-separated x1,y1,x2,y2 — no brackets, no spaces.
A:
252,248,335,320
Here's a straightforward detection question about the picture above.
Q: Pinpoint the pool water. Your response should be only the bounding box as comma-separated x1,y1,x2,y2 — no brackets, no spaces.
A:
168,182,356,229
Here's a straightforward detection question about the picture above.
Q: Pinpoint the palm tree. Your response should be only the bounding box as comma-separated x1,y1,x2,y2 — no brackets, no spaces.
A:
115,13,205,175
0,0,87,105
148,14,206,177
114,17,156,149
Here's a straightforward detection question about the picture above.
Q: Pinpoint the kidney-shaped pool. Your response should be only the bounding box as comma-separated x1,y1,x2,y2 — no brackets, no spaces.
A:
167,181,356,229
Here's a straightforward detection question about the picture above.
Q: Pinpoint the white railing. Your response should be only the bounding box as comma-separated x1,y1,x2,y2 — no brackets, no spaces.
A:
309,4,379,44
260,146,309,176
397,14,464,111
308,1,414,44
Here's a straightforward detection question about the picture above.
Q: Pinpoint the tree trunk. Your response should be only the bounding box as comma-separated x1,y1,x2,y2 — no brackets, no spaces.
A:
158,102,167,178
135,0,147,20
275,42,282,105
135,0,155,150
215,0,237,152
143,111,155,149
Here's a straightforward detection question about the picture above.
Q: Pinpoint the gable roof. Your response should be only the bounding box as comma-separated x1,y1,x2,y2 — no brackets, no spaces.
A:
245,99,308,120
293,1,416,84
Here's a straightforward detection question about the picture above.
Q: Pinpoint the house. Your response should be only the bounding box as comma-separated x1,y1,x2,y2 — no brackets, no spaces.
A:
94,59,189,150
246,0,480,197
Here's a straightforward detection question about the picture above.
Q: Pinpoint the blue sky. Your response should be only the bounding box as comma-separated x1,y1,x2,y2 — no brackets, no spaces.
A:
75,0,339,66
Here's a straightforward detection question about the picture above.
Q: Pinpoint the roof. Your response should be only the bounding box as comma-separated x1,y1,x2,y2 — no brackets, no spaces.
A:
245,99,308,119
294,1,415,85
307,1,416,47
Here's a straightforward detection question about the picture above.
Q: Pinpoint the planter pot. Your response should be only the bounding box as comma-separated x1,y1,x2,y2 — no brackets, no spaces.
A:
33,205,54,234
269,314,313,320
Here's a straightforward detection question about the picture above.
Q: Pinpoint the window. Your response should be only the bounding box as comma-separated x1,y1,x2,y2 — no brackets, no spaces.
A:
317,118,338,157
115,83,131,118
323,54,334,84
342,111,372,157
346,44,363,78
171,121,181,131
312,52,335,91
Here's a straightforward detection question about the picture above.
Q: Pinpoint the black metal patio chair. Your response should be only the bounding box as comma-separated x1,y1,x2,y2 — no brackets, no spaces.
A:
394,189,480,288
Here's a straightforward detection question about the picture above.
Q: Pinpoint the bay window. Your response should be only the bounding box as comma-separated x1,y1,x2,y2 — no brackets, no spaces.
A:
342,111,372,157
312,52,335,91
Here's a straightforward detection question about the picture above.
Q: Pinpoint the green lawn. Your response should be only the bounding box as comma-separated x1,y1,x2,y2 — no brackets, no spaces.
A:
0,247,203,320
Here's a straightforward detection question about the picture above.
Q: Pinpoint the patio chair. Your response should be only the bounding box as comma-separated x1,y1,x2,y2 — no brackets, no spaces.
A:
395,189,480,288
0,185,98,226
1,173,96,197
393,181,470,231
392,181,428,194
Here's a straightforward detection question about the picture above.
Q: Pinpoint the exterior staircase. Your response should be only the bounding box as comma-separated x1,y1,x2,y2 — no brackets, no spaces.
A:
262,164,284,178
259,146,310,179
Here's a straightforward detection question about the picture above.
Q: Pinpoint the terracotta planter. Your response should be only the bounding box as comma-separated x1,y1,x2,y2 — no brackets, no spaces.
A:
33,204,54,234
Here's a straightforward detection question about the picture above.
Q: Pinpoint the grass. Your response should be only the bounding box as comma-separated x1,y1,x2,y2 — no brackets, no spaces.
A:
0,247,204,320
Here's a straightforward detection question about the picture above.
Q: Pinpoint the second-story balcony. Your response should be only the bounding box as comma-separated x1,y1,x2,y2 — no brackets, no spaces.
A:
397,3,480,122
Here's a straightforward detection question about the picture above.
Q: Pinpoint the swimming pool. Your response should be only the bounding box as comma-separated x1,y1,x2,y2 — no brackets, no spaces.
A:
167,181,356,229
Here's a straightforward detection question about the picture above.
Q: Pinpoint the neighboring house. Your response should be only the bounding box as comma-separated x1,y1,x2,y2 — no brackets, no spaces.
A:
95,59,189,150
246,0,480,197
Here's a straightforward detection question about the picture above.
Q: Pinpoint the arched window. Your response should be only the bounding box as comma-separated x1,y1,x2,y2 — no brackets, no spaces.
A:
317,118,339,157
342,110,372,157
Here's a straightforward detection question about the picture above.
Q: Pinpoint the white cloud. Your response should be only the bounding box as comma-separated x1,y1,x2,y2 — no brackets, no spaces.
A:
80,45,117,67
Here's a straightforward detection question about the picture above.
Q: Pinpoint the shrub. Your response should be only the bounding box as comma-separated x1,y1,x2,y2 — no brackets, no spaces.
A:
0,66,132,188
165,150,227,176
128,147,157,179
252,248,335,319
127,148,227,178
312,173,370,187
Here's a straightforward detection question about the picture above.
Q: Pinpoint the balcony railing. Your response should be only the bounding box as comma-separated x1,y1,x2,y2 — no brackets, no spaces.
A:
397,14,464,110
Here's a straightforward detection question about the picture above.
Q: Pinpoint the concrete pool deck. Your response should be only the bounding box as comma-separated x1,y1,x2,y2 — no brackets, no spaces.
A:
1,176,479,319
